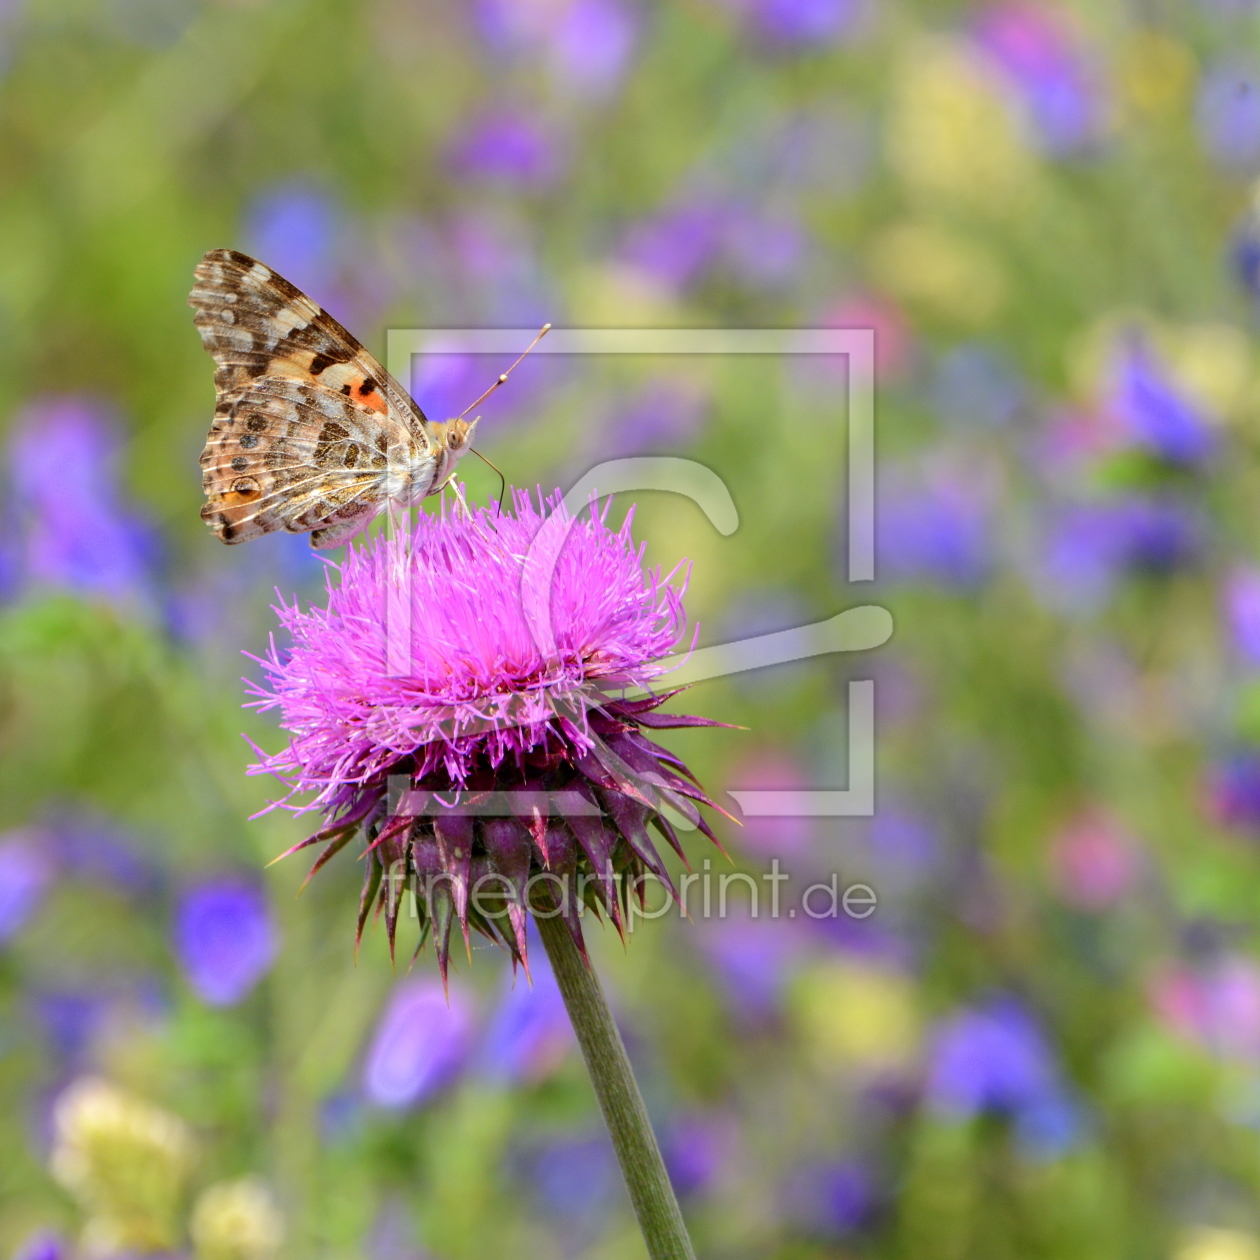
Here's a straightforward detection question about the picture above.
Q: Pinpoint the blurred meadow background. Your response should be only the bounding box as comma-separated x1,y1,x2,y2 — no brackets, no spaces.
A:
5,0,1260,1257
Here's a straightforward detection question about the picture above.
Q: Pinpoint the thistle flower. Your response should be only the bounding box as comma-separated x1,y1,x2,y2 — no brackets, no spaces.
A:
250,490,726,980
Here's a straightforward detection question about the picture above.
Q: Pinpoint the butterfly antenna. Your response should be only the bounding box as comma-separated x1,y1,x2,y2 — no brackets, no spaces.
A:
470,446,507,515
455,323,552,421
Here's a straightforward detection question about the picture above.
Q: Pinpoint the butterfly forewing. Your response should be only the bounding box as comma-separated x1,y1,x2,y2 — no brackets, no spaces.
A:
190,248,435,546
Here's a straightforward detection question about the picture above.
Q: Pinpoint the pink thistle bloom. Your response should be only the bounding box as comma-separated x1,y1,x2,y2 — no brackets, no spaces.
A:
248,490,727,980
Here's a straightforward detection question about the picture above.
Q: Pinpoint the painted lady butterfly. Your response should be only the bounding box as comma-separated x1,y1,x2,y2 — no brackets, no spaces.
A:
190,249,538,548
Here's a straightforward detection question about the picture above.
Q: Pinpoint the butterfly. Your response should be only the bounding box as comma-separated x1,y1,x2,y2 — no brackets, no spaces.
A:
190,249,542,548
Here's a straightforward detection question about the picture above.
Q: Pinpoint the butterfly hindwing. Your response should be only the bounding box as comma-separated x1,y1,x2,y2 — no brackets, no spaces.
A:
199,376,433,544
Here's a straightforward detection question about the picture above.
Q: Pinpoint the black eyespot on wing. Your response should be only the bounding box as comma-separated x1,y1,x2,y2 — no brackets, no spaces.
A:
246,414,268,432
231,456,248,472
359,378,378,397
240,433,259,450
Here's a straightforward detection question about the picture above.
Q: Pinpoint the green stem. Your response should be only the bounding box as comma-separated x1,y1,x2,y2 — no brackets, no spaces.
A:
535,910,697,1260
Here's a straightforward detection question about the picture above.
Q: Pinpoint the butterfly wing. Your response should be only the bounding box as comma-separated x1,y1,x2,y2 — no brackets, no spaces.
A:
190,248,434,546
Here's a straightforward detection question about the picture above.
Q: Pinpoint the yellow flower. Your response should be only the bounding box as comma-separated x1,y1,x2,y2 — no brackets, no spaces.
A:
191,1178,285,1260
867,220,1007,326
1161,322,1254,421
790,959,920,1074
1174,1226,1260,1260
1118,30,1197,118
885,37,1040,216
50,1077,196,1254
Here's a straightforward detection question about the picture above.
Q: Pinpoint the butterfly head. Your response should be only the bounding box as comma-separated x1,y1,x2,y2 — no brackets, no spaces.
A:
425,415,480,493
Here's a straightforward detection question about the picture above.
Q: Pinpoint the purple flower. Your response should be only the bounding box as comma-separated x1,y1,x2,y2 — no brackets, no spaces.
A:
363,979,474,1109
1225,567,1260,664
529,1134,619,1225
721,207,806,288
1197,57,1260,170
174,879,277,1006
595,379,710,460
7,397,158,607
1231,224,1260,297
10,1232,67,1260
474,0,637,99
661,1116,726,1197
1152,956,1260,1060
877,463,993,588
479,950,574,1083
31,990,108,1060
926,998,1060,1119
785,1159,876,1234
1206,753,1260,832
973,3,1103,154
621,203,727,291
749,0,860,45
868,806,940,895
0,834,50,942
1107,341,1216,464
551,0,637,98
250,490,725,977
244,184,339,297
694,906,804,1020
48,813,161,897
448,112,562,189
1034,495,1203,610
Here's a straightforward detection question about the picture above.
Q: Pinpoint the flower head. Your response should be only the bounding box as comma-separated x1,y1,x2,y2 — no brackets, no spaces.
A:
251,490,725,979
174,878,277,1006
50,1077,196,1254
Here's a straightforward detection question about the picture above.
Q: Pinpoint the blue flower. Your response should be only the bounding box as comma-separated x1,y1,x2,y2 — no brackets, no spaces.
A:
973,3,1104,155
6,397,159,609
479,950,574,1084
926,997,1080,1156
174,879,277,1006
1108,341,1215,465
243,184,339,295
1224,567,1260,665
528,1134,619,1227
448,112,563,189
550,0,638,99
1034,495,1203,610
784,1158,877,1235
621,202,727,291
661,1116,725,1197
1197,57,1260,171
877,463,993,589
362,979,474,1108
10,1231,67,1260
1207,752,1260,832
750,0,860,46
0,834,49,942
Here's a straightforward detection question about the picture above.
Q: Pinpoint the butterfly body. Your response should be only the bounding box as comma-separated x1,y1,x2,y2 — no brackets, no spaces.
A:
190,249,476,548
